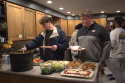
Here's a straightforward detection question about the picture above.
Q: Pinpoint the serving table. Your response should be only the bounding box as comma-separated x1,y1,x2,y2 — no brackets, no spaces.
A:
0,63,99,83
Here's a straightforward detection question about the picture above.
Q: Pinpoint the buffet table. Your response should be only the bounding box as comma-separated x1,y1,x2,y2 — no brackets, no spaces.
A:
0,64,99,83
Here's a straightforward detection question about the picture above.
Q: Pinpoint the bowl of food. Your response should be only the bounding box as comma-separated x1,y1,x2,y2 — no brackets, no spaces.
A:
40,65,53,75
51,61,65,72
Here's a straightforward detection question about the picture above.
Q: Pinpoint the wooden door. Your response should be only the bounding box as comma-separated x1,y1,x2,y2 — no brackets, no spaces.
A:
36,11,44,35
23,8,36,40
99,18,106,27
75,20,81,26
6,2,23,41
60,19,68,36
67,20,75,36
53,17,61,25
93,19,99,24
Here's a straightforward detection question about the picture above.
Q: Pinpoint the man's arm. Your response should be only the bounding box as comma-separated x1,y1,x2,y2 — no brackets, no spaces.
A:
99,27,111,64
25,34,42,50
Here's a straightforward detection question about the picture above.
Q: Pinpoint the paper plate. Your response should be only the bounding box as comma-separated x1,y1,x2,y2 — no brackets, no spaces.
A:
39,46,54,48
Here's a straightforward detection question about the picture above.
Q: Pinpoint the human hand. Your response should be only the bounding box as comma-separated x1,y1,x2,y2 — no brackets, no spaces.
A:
51,45,57,51
99,63,104,71
20,47,27,51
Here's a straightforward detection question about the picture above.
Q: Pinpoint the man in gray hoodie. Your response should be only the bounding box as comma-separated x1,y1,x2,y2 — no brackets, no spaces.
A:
74,9,111,73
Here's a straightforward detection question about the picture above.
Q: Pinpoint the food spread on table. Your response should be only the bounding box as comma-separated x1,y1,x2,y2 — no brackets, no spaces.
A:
61,69,94,78
38,60,97,78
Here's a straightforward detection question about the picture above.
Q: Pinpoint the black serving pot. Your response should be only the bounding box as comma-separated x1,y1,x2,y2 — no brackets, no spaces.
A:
9,50,34,72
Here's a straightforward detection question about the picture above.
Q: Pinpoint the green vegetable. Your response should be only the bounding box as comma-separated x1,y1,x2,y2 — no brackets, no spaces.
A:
41,67,52,74
52,62,65,71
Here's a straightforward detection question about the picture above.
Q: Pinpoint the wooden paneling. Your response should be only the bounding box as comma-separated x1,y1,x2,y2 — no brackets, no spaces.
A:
99,18,106,27
36,11,44,35
93,18,106,27
93,19,99,24
53,18,61,25
68,20,75,36
6,2,23,41
23,8,36,40
60,19,68,36
0,73,76,83
75,20,81,26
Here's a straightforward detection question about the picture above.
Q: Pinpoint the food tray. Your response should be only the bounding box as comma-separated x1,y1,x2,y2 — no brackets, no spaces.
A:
80,62,97,70
65,60,82,69
61,69,94,78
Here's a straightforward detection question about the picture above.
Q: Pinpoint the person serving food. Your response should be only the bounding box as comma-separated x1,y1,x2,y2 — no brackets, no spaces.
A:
21,15,68,61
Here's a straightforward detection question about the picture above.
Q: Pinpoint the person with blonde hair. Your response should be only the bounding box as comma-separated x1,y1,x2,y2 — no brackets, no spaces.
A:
73,9,111,74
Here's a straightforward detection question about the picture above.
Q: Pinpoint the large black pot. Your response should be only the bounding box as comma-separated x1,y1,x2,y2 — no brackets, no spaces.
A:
9,50,34,72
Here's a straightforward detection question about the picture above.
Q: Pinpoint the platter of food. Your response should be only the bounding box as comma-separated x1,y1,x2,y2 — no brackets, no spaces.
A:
65,60,82,69
80,62,97,70
61,69,94,78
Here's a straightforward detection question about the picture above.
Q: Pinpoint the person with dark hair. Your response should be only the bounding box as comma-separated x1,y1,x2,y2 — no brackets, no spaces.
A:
55,24,61,29
107,17,125,83
21,15,68,61
122,21,125,30
73,9,111,74
70,23,83,61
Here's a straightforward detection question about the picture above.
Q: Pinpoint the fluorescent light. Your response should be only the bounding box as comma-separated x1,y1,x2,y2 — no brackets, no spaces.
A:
59,7,64,10
116,11,120,12
67,12,71,13
101,11,104,13
72,14,75,16
47,1,52,4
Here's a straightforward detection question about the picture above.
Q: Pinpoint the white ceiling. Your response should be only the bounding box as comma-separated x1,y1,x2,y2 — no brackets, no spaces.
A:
33,0,125,15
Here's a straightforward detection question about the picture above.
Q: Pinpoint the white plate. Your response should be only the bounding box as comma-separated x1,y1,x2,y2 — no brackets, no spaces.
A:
39,46,54,48
70,48,85,51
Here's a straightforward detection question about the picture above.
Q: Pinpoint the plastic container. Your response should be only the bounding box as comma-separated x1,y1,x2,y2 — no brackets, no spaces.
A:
40,65,53,75
51,61,65,72
1,57,10,70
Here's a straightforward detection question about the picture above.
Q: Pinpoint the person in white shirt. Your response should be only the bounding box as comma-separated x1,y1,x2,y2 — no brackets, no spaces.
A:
70,23,83,61
108,17,125,83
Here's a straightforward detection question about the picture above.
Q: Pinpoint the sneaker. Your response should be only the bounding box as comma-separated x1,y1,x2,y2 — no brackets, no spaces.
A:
109,77,115,80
